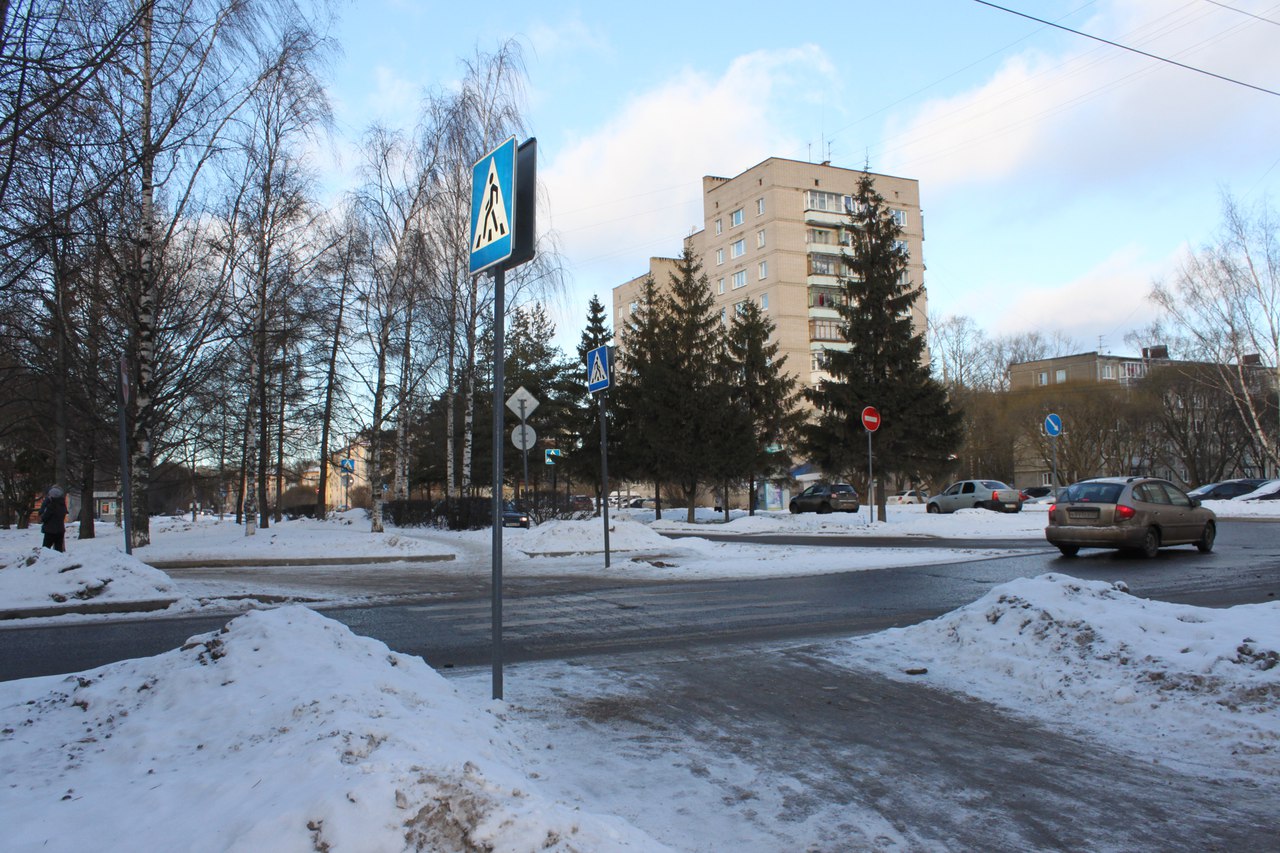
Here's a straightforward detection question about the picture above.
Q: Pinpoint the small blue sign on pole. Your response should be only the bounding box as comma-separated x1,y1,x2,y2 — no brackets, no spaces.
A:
1044,413,1063,437
469,136,518,275
586,345,611,394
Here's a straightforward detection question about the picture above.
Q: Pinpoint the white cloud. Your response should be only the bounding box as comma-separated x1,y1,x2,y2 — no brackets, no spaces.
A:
525,15,611,60
979,245,1173,349
541,45,836,282
879,0,1280,199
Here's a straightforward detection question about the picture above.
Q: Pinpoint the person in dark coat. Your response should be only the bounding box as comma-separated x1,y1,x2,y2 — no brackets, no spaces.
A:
39,486,67,552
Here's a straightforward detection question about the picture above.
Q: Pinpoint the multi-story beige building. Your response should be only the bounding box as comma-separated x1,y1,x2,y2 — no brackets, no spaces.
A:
613,157,928,392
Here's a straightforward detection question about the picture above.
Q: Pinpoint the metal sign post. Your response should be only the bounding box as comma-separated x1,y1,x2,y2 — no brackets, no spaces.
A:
587,345,612,568
862,406,881,525
1045,413,1063,496
472,136,537,702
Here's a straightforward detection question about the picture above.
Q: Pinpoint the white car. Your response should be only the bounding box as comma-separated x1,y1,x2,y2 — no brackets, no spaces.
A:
887,490,928,505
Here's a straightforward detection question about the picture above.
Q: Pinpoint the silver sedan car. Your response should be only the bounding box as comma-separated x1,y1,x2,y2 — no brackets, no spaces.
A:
926,480,1023,514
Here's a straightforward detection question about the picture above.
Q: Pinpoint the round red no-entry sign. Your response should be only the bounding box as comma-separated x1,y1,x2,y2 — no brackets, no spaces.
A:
861,406,881,432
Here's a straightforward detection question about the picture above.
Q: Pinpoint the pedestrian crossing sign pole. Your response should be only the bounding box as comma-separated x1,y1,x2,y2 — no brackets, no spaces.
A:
586,345,612,567
472,136,538,702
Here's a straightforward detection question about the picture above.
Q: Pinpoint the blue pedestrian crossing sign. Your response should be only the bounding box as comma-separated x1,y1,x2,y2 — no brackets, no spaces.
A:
469,137,517,275
586,345,611,393
1044,413,1063,437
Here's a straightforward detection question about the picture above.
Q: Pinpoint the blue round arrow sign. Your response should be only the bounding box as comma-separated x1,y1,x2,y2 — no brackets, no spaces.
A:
1044,413,1063,437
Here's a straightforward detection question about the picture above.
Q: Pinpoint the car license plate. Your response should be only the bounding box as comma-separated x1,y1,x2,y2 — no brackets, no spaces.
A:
1069,508,1098,520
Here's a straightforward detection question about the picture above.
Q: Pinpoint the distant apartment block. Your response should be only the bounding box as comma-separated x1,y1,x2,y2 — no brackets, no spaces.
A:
612,158,928,393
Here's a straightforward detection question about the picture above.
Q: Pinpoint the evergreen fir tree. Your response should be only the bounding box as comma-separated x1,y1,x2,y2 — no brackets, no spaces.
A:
801,170,962,514
564,295,613,508
613,273,673,516
725,299,803,514
503,304,576,503
659,246,731,523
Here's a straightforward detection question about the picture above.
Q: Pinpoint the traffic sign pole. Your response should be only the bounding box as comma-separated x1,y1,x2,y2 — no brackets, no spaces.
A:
490,266,505,701
861,406,881,525
1045,413,1063,497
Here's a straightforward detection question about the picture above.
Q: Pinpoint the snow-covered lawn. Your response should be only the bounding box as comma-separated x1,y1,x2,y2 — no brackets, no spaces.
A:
1,503,1277,850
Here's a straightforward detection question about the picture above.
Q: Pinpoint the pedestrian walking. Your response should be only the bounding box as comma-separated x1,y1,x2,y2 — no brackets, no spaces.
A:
39,486,67,552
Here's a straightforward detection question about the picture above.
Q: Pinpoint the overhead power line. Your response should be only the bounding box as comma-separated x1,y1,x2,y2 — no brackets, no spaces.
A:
972,0,1280,97
1203,0,1280,27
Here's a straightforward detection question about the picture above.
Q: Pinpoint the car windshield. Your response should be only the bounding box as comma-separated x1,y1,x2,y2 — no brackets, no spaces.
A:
1060,482,1125,504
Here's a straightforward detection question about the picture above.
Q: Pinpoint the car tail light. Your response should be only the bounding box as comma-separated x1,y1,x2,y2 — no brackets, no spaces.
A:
1115,504,1136,520
992,491,1000,501
1049,503,1057,513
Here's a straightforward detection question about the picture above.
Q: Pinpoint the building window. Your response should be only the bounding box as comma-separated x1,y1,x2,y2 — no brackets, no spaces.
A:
720,307,726,324
731,270,747,289
810,319,843,341
628,301,637,315
808,228,833,245
1038,371,1048,386
758,260,768,279
730,208,744,227
811,351,830,372
1101,363,1115,379
805,190,843,212
893,239,909,257
756,197,765,216
730,238,745,258
734,300,748,316
1055,369,1067,383
810,253,841,276
890,209,906,227
757,229,766,249
716,248,724,265
715,218,723,235
717,277,725,294
1041,472,1051,486
760,292,769,310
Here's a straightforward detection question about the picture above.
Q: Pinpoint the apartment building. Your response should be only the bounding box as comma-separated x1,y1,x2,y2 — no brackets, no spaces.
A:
612,158,928,391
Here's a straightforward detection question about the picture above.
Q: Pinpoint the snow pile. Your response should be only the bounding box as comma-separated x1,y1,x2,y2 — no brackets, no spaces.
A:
0,606,665,852
0,548,179,613
516,518,673,554
144,513,454,562
830,574,1280,777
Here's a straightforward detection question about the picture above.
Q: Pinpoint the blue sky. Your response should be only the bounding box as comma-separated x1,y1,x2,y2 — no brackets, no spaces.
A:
322,0,1280,354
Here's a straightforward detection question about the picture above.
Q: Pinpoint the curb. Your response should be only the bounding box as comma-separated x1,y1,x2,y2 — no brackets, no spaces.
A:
144,554,455,569
0,598,178,621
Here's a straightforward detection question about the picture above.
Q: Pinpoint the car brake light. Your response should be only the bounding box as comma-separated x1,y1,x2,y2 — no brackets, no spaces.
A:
1115,505,1136,520
991,491,1000,501
1048,503,1057,512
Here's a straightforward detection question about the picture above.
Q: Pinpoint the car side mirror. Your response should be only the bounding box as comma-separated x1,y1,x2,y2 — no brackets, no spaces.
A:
1189,497,1201,508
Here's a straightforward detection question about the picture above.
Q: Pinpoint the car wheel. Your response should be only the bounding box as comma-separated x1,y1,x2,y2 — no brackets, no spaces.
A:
1196,521,1216,553
789,502,800,514
818,502,832,514
1057,544,1079,557
1140,527,1161,559
849,503,860,514
926,503,940,514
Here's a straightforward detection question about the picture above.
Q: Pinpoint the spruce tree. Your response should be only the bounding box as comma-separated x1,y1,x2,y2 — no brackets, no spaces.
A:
659,246,729,522
565,295,613,509
725,299,803,514
613,274,672,517
801,170,961,516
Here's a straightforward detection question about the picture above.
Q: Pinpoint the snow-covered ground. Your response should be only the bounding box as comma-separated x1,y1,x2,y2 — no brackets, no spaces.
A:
1,502,1277,850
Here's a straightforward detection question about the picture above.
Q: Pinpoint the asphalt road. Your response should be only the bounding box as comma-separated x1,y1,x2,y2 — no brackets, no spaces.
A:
3,521,1277,850
1,520,1277,681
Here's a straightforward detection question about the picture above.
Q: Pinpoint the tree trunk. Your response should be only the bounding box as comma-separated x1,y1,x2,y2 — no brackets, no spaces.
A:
370,329,390,533
394,302,412,500
129,5,156,548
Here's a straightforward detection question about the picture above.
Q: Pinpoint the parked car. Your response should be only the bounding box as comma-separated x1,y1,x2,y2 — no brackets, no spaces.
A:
1021,485,1055,499
789,482,860,514
1234,479,1280,501
926,480,1022,514
1188,478,1267,501
887,489,928,505
501,501,531,529
569,494,594,512
1044,476,1215,558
